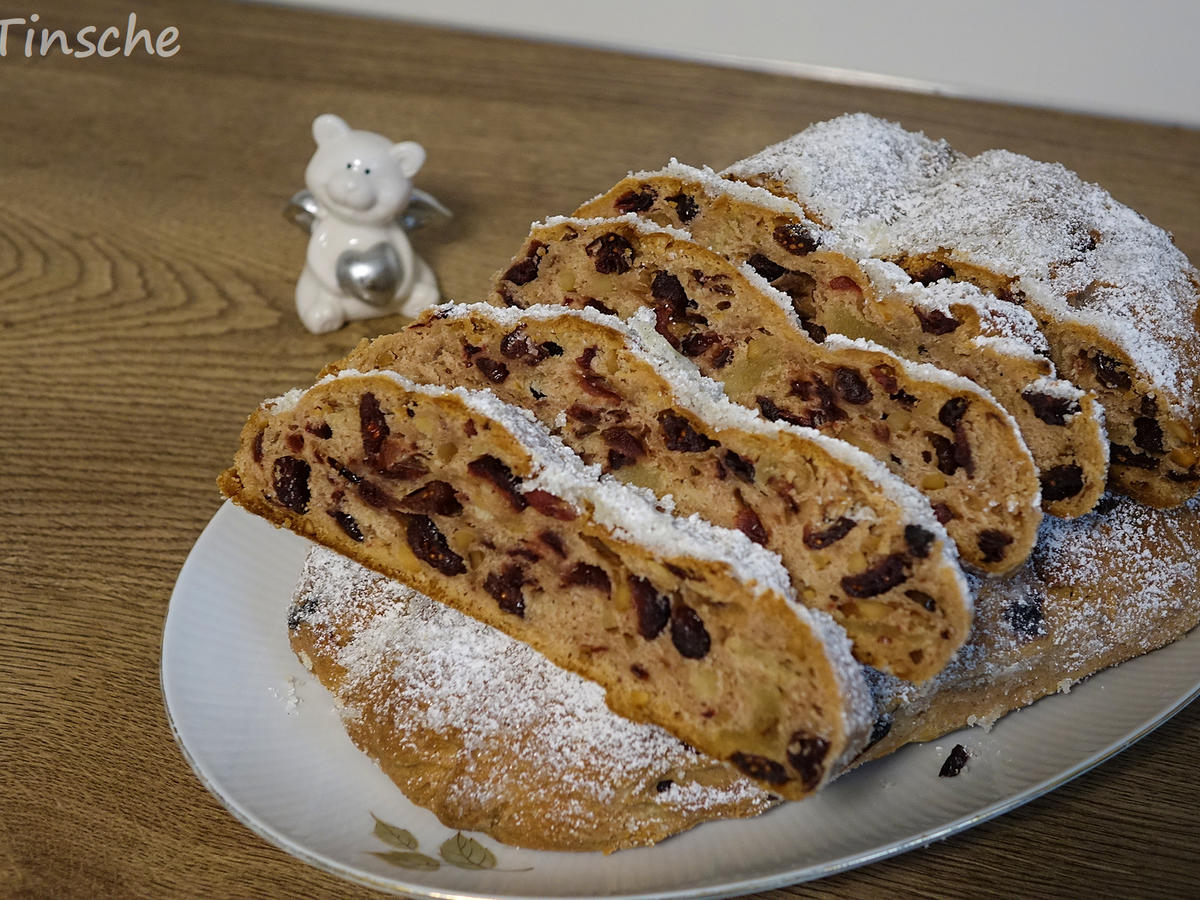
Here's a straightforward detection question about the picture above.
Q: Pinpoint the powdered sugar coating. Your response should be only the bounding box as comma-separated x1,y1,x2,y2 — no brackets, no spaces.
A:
875,493,1199,718
725,114,1200,406
539,211,695,245
883,148,1200,404
857,259,1052,357
294,547,775,828
722,113,961,237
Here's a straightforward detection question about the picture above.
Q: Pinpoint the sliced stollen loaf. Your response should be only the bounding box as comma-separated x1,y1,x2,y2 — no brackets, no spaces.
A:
574,160,1108,518
328,302,971,681
489,214,1042,575
289,546,775,852
860,493,1200,763
219,370,872,799
723,113,1200,508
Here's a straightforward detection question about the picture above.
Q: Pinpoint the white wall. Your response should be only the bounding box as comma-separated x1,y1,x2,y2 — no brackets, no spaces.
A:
267,0,1200,128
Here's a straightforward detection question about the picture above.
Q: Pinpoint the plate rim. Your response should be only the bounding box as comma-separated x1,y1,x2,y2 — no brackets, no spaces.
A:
161,501,1200,900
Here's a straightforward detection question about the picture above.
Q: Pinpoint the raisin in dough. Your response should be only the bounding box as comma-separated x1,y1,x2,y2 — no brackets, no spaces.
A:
219,371,872,799
290,547,775,852
575,161,1108,519
329,302,971,681
490,214,1042,575
723,113,1200,508
860,493,1200,763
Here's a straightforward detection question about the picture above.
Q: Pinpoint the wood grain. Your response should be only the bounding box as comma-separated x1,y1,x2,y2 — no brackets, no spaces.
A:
1,1,1197,897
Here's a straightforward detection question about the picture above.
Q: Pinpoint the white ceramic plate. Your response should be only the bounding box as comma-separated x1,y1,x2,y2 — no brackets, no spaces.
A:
162,502,1200,899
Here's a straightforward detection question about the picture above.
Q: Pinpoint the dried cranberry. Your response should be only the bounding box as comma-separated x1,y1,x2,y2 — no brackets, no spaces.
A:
285,432,304,454
670,602,711,658
601,426,648,469
467,455,528,510
614,187,657,213
651,270,689,313
938,397,969,429
1110,443,1159,470
734,507,769,545
931,502,955,524
485,563,527,616
680,331,721,358
786,731,829,791
939,744,969,777
374,440,429,480
665,192,699,221
1023,391,1080,426
502,241,543,285
500,325,549,363
756,395,808,428
773,222,818,256
745,253,787,282
906,589,937,612
359,392,389,456
272,457,311,513
566,404,603,426
583,298,617,316
869,364,899,394
305,421,333,439
841,553,908,598
630,575,670,640
575,346,622,401
1091,352,1132,390
538,529,566,557
927,432,959,476
328,509,364,542
524,489,576,521
712,347,734,368
474,357,510,383
658,410,719,452
910,260,955,285
827,275,860,293
834,368,872,404
914,307,961,334
803,517,856,549
729,752,790,785
251,429,265,464
1005,595,1043,641
585,232,635,275
722,450,755,483
904,524,935,558
399,480,462,516
562,562,611,593
406,515,466,575
1040,464,1084,502
1134,416,1164,454
977,529,1014,564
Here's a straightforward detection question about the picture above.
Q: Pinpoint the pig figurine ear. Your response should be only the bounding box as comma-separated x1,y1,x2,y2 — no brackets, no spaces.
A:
312,114,350,146
390,141,426,178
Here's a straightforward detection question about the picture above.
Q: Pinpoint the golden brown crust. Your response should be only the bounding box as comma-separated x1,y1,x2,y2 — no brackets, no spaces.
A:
289,549,774,853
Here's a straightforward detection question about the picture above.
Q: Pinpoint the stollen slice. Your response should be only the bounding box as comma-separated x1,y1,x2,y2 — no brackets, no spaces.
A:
219,370,872,799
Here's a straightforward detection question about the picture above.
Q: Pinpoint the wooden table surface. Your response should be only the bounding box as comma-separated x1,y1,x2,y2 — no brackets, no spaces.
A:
3,1,1198,897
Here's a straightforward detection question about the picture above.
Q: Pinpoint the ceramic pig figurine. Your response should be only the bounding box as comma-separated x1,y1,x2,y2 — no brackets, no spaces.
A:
291,114,445,334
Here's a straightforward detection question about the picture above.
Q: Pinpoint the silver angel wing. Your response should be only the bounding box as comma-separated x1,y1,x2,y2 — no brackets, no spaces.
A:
399,188,452,231
284,190,320,233
283,188,450,235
